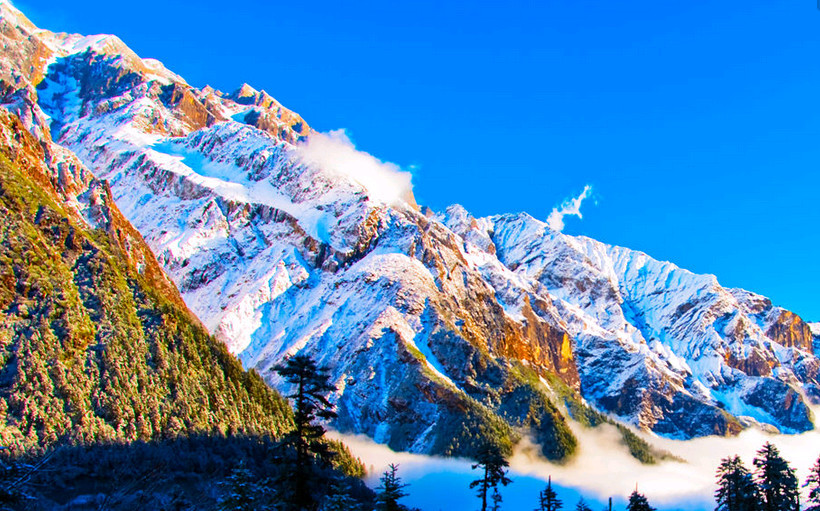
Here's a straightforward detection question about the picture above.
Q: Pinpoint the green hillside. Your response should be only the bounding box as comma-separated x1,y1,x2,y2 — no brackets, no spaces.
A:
0,110,368,509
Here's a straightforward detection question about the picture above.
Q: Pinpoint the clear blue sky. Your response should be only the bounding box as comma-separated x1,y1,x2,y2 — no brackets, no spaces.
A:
19,0,820,320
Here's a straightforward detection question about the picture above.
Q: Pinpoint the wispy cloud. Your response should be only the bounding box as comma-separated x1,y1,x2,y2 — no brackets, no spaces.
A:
296,129,413,206
546,185,593,232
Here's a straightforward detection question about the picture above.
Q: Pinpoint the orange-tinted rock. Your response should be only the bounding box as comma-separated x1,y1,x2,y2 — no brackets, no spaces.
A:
160,82,224,131
767,310,814,353
725,348,774,377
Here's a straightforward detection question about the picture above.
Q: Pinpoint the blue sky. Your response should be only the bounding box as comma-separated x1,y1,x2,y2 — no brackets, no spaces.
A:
20,0,820,320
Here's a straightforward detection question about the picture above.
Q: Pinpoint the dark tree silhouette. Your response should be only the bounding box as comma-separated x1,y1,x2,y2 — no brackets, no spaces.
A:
375,464,411,511
273,353,338,510
535,476,562,511
626,489,655,511
753,443,799,511
470,442,512,511
575,496,593,511
803,455,820,511
217,460,265,511
320,480,361,511
715,455,762,511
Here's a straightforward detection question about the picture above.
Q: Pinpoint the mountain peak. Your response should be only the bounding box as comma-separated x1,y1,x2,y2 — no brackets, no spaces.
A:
232,82,260,103
0,0,36,33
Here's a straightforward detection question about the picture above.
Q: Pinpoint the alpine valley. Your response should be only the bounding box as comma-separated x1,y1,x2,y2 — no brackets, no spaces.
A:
1,0,819,504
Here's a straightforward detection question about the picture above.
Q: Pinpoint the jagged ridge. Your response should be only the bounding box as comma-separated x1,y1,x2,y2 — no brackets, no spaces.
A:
0,1,816,464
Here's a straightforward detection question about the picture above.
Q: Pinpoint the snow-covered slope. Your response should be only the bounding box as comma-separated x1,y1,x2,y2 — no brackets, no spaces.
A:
464,212,817,435
1,1,816,458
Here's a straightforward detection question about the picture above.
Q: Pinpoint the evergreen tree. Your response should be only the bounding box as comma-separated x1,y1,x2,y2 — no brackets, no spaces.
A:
217,461,264,511
273,354,338,511
626,490,655,511
535,476,562,511
275,354,338,466
470,442,512,511
320,480,361,511
753,443,799,511
803,456,820,511
575,497,593,511
715,455,762,511
375,464,410,511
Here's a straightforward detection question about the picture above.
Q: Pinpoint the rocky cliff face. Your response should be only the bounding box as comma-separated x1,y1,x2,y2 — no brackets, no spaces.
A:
1,0,815,459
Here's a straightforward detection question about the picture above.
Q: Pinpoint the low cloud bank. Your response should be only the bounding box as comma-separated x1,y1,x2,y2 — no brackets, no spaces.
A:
332,412,820,511
296,130,412,206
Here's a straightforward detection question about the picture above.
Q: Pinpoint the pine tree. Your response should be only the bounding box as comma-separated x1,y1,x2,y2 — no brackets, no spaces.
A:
535,476,562,511
217,461,263,511
375,464,410,511
626,490,655,511
715,455,762,511
273,354,338,511
803,456,820,511
470,442,512,511
275,354,338,465
753,443,799,511
575,497,593,511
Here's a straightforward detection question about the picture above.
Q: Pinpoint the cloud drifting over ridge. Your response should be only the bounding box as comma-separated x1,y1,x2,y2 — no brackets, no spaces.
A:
546,185,593,232
296,129,413,206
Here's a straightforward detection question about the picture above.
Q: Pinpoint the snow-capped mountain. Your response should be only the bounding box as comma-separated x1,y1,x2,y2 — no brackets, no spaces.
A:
1,1,816,459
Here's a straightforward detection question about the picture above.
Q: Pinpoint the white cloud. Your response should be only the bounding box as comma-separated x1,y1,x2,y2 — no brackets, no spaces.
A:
511,416,820,510
546,185,593,232
296,129,413,206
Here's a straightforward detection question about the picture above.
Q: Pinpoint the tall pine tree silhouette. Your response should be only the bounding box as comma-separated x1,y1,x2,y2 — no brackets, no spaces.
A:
715,455,762,511
273,354,338,511
470,442,512,511
753,443,799,511
535,476,562,511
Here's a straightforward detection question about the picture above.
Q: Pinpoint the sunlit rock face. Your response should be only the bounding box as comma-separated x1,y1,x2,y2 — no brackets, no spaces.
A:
1,0,816,455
